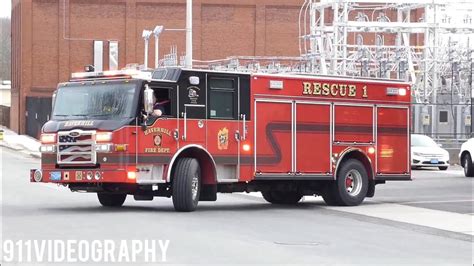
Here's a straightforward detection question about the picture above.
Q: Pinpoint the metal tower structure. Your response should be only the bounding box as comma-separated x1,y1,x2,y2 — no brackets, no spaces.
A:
299,0,474,139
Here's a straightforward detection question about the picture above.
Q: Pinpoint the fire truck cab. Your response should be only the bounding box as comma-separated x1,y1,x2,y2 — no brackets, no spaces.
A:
31,67,411,212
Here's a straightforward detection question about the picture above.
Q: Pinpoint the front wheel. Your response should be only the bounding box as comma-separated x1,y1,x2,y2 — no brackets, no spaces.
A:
463,153,474,177
97,193,126,207
438,166,448,171
262,190,302,205
323,159,368,206
172,158,201,212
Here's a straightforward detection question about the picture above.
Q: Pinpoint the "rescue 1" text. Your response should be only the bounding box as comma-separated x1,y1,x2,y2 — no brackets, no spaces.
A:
302,82,368,98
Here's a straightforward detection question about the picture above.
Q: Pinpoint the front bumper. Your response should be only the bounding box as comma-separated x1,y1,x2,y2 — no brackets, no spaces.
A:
30,168,135,184
411,155,449,168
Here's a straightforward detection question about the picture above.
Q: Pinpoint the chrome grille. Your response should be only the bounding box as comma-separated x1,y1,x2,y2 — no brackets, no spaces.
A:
57,130,96,165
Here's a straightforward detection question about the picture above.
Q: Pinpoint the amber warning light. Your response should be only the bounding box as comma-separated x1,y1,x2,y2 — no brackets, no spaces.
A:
242,143,251,152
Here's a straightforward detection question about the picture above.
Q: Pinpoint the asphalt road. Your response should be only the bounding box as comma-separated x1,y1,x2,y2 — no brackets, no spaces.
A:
1,147,473,265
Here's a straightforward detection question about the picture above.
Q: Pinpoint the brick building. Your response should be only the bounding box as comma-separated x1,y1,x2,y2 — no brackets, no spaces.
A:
11,0,304,137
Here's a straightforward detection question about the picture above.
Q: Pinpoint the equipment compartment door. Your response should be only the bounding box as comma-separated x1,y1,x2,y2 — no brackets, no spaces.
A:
334,105,374,144
255,100,292,174
295,103,331,174
376,107,410,174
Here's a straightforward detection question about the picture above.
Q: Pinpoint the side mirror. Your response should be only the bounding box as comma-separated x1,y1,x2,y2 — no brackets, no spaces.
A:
144,84,154,115
438,143,443,148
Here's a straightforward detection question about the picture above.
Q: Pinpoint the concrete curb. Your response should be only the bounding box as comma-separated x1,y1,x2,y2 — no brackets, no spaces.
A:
0,126,41,158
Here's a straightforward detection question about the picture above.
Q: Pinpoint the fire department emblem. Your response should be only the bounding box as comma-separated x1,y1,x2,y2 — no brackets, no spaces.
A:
187,86,200,104
154,134,162,147
217,128,229,150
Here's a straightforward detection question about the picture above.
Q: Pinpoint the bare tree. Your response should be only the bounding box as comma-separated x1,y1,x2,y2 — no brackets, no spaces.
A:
0,17,11,81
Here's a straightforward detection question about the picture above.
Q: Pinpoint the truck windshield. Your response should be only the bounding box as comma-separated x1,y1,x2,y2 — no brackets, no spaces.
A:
52,82,137,120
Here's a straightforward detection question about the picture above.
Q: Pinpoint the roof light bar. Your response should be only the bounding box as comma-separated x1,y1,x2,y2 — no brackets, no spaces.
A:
71,69,151,80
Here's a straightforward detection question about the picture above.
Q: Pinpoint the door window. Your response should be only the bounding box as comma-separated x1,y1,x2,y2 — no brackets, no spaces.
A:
209,78,237,120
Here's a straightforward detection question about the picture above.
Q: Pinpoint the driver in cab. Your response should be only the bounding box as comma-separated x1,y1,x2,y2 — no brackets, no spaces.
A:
152,93,170,117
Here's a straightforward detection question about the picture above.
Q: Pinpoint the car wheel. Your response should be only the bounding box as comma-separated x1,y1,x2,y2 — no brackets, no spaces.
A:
323,159,368,206
97,193,126,207
438,166,448,171
463,153,474,177
172,158,201,212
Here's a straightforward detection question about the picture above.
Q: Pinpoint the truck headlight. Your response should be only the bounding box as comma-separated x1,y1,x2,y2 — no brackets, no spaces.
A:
40,145,56,153
96,132,113,142
40,133,56,144
95,144,112,153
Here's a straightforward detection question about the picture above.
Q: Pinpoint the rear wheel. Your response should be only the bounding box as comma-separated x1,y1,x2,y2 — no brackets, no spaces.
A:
261,190,302,205
463,153,474,177
323,159,368,206
97,193,126,207
172,158,201,212
438,166,448,171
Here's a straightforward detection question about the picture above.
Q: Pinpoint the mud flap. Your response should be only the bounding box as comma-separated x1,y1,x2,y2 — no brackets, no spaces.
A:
366,180,376,198
200,184,217,201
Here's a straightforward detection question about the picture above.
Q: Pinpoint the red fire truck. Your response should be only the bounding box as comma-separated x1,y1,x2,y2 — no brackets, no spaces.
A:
31,68,411,212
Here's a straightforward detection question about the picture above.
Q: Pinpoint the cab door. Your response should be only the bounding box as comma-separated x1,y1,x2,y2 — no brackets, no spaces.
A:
178,77,207,148
135,84,178,184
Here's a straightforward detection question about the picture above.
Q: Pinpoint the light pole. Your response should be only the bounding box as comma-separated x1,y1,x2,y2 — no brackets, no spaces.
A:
142,30,153,69
153,26,164,68
185,0,193,68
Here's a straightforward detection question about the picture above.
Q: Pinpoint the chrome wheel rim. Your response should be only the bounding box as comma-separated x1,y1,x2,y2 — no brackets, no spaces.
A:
191,173,199,200
345,169,362,196
464,157,468,174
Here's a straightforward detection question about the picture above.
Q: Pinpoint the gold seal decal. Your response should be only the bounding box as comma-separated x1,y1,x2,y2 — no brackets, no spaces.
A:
217,128,229,150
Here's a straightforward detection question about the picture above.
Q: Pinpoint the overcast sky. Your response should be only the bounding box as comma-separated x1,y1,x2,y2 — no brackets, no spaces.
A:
0,1,11,18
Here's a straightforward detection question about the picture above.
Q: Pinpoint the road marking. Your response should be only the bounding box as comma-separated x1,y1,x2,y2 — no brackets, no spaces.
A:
239,193,474,235
413,169,464,175
401,199,474,204
325,203,474,235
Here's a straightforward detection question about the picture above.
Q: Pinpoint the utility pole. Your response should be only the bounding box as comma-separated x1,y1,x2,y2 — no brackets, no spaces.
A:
185,0,193,68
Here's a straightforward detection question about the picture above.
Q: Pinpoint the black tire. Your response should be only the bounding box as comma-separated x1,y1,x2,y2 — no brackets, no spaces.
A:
97,193,126,207
172,158,201,212
438,166,448,171
261,190,302,205
463,153,474,177
323,159,368,206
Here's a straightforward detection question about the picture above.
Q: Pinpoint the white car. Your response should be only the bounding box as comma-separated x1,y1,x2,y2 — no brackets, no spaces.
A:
411,134,450,170
459,138,474,177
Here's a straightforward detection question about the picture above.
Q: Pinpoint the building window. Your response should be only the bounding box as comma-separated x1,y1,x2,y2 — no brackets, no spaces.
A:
209,78,236,119
439,110,448,123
